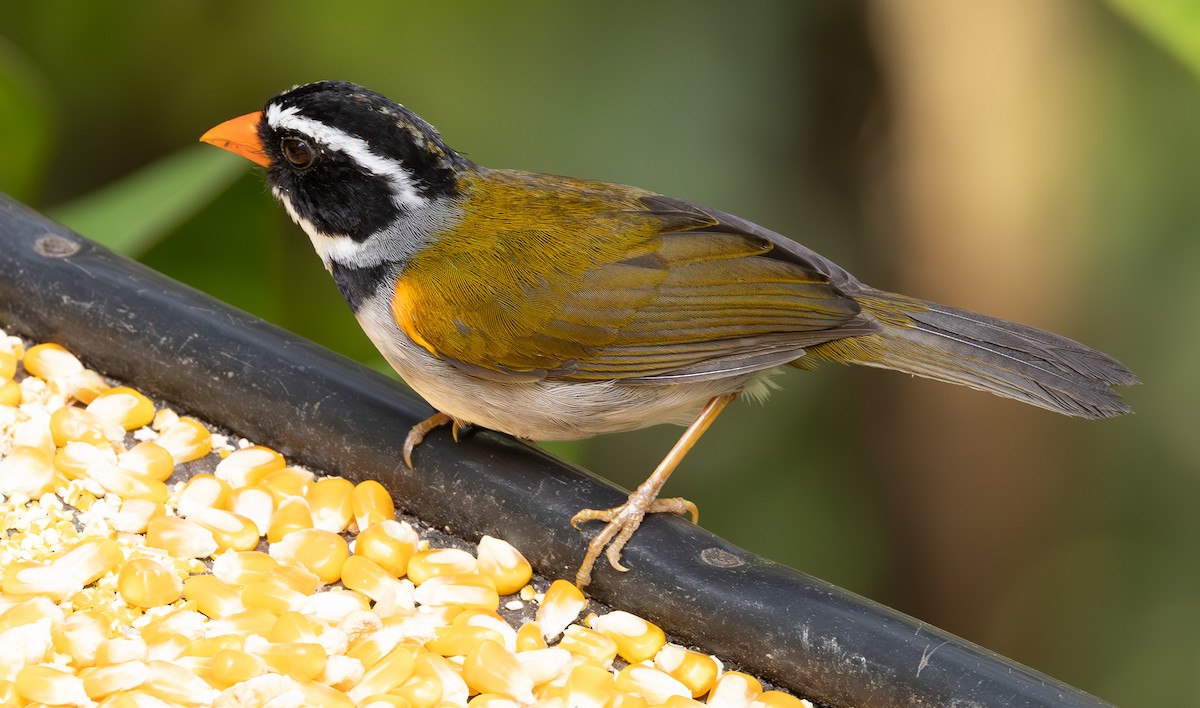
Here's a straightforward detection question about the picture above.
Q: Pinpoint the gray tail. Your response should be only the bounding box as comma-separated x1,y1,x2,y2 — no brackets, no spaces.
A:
807,289,1137,419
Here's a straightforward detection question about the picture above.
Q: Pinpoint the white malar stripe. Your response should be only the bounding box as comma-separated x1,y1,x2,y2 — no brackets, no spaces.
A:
265,103,425,211
274,187,367,268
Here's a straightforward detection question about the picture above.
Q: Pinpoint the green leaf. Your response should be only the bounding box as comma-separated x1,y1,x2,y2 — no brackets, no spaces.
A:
49,147,248,257
0,38,53,202
1109,0,1200,80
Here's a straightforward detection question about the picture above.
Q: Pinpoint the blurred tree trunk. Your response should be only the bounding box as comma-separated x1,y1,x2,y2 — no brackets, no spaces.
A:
867,0,1098,650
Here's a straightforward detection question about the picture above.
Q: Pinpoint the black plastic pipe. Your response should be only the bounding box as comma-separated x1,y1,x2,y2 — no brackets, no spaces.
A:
0,193,1112,707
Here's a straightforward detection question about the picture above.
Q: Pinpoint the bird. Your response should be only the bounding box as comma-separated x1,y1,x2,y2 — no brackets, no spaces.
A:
201,80,1136,588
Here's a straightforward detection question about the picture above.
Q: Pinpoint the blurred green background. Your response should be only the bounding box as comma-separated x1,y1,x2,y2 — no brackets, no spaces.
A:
2,1,1197,704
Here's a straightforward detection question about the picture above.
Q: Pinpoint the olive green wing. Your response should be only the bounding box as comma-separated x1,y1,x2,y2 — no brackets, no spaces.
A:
395,177,873,383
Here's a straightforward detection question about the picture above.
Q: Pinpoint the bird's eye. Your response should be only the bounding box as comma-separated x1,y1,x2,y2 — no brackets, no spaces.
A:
280,137,315,169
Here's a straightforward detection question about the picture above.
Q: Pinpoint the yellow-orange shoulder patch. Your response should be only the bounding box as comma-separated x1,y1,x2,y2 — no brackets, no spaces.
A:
391,278,439,358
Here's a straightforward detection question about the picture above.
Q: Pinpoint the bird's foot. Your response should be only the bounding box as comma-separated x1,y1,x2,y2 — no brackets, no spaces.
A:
403,412,466,468
570,494,698,588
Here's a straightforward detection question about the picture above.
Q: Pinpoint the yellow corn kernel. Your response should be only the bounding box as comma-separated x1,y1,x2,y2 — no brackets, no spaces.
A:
111,498,161,534
565,664,616,708
50,405,111,447
0,344,18,380
269,527,348,584
461,639,534,703
186,634,242,659
53,536,123,586
229,486,274,537
358,695,412,708
661,697,706,708
605,696,650,708
14,664,89,706
514,646,570,687
22,343,82,380
614,664,690,705
137,608,207,649
351,479,395,531
468,695,522,708
392,674,444,708
211,550,278,586
86,386,155,431
413,653,468,706
89,462,169,503
118,558,184,608
176,473,232,516
0,596,63,635
258,466,314,503
308,588,371,624
536,579,587,640
80,660,151,700
558,625,618,667
118,441,175,481
300,680,355,708
214,444,285,488
186,507,261,552
268,611,323,644
211,648,267,686
476,535,532,595
154,417,212,463
411,573,499,611
748,691,810,708
146,515,219,559
307,476,354,533
62,367,111,404
346,644,417,703
266,496,313,543
54,439,111,480
354,520,419,577
52,610,108,668
320,653,365,692
708,671,764,707
183,573,245,619
427,624,507,657
207,609,277,640
591,610,665,665
341,554,402,603
406,548,477,586
0,444,56,499
256,641,327,681
515,621,547,652
654,644,719,698
1,560,77,600
241,576,310,616
0,377,19,406
95,635,148,666
141,658,218,705
211,673,306,706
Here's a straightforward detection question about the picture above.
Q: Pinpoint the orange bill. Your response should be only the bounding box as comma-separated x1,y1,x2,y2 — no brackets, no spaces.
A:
200,111,270,167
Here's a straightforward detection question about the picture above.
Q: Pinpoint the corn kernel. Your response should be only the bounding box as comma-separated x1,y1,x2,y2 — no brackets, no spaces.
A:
469,695,522,708
176,474,232,516
53,611,107,668
212,673,302,706
186,507,261,552
358,696,412,708
427,624,506,657
96,635,148,666
111,498,161,534
614,664,690,705
537,579,587,640
662,697,706,708
183,574,245,619
0,596,63,636
22,343,83,380
87,386,155,431
269,528,348,584
229,486,274,537
406,548,477,585
558,625,618,667
80,660,151,699
154,417,212,464
476,536,532,595
299,679,355,708
748,691,811,708
268,611,322,644
0,345,18,380
146,515,218,559
653,644,719,698
186,634,242,659
341,554,402,603
258,466,314,503
307,476,355,533
0,378,20,406
211,550,278,586
514,646,570,686
392,674,443,708
307,589,371,624
62,368,110,404
0,445,56,499
564,664,615,708
14,664,89,706
707,671,764,708
351,479,395,531
206,609,277,640
411,573,498,611
319,653,365,692
256,641,327,681
118,558,184,608
141,658,218,705
354,520,418,577
2,560,79,600
119,441,175,481
462,639,535,703
89,461,170,503
413,653,468,706
241,576,310,616
50,405,111,447
214,444,285,488
591,610,665,665
210,647,267,687
515,621,547,652
266,496,313,543
346,644,417,703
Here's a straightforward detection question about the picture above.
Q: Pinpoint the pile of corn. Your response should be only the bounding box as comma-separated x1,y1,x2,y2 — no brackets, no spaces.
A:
0,329,810,708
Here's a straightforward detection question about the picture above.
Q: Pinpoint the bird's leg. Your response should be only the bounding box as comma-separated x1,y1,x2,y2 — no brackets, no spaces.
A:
403,412,465,468
571,393,736,587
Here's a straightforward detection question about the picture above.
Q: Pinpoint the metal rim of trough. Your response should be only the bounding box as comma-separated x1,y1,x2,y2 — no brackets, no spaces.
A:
0,194,1112,708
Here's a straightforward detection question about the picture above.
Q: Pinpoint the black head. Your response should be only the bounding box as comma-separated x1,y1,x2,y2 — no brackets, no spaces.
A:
259,81,467,239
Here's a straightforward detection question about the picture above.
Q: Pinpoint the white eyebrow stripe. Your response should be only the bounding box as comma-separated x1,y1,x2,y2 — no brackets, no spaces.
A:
265,103,424,210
